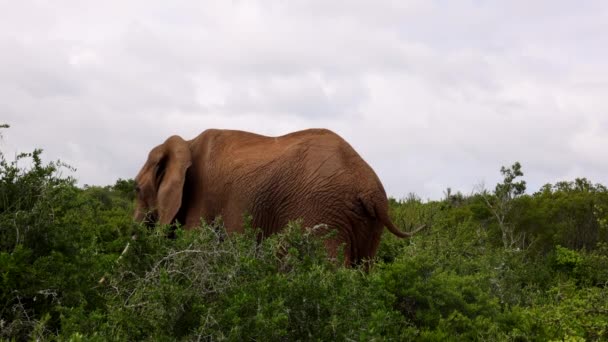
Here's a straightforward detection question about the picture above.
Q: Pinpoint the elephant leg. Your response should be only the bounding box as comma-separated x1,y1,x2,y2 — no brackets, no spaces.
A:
321,233,352,266
221,203,251,235
352,221,384,264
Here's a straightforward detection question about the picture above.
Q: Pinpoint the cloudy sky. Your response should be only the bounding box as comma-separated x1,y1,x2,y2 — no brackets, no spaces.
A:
1,1,607,199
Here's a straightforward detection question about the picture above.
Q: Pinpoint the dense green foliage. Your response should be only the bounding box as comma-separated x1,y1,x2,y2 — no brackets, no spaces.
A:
1,131,607,340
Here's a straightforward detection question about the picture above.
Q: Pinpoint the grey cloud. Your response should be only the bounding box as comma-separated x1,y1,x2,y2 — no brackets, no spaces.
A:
0,40,81,99
206,74,368,119
1,1,607,198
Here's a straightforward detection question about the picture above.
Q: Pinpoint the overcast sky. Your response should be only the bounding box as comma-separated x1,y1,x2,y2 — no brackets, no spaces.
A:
1,1,607,199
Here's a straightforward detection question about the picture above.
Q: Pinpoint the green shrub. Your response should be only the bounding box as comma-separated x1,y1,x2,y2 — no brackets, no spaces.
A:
0,148,133,340
74,222,411,341
3,134,608,341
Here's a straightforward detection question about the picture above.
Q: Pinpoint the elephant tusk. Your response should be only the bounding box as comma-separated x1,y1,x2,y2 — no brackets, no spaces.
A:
98,240,132,284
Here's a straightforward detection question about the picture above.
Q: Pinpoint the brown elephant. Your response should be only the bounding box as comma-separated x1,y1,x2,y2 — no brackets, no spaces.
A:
134,128,423,265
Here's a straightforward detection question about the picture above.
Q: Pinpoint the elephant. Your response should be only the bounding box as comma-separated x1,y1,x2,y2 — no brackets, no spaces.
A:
134,128,424,265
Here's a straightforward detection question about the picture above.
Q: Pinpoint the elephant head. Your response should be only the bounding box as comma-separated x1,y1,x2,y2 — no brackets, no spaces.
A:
133,135,192,226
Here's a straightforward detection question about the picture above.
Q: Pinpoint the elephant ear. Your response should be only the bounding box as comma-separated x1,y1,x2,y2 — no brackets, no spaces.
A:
156,135,192,225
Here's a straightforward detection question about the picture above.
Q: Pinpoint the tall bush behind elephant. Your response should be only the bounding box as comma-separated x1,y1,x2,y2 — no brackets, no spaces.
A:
134,128,424,264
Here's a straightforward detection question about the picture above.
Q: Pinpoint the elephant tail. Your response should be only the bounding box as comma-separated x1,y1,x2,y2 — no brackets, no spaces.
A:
359,194,426,238
384,218,426,238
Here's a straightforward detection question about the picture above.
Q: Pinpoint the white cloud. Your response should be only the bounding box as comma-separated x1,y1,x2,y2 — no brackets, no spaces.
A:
1,0,607,198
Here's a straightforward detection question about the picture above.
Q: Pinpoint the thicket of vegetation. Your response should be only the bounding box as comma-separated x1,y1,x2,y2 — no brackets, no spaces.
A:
1,126,607,341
